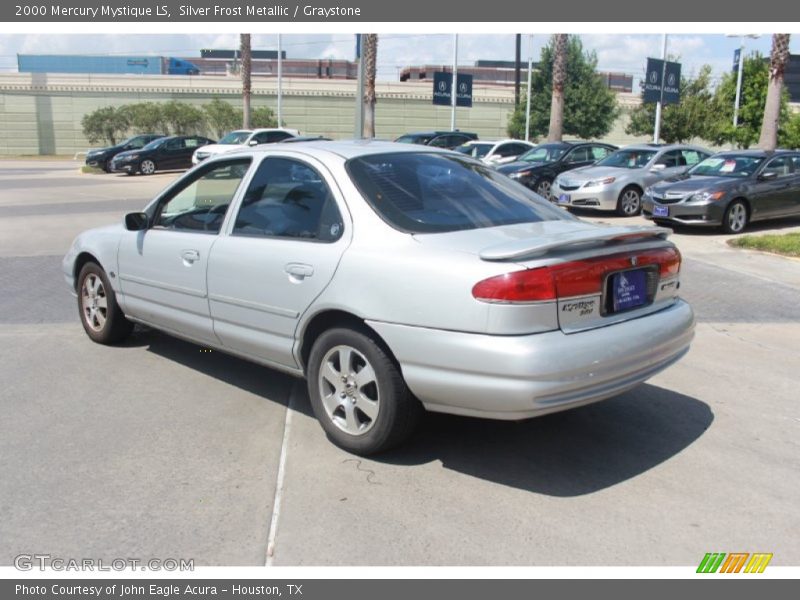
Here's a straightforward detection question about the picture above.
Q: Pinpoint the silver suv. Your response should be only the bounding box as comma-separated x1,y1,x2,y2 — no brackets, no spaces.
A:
551,144,712,216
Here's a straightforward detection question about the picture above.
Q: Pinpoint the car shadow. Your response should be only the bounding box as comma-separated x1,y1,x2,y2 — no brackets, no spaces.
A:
373,383,713,497
667,215,800,236
123,328,712,497
123,327,312,417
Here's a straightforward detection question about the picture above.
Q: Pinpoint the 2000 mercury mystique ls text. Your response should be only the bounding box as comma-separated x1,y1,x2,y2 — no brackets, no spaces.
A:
63,141,695,454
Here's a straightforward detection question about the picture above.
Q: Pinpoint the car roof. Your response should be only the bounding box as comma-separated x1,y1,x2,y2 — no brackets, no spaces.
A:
619,143,705,152
401,130,478,136
714,149,796,158
223,139,455,161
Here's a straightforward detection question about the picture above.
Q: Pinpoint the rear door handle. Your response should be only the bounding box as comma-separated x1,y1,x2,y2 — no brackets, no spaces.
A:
285,263,314,279
181,249,200,263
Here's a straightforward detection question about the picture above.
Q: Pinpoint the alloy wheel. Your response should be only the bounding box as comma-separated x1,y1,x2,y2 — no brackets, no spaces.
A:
80,273,108,332
620,189,641,215
140,160,156,175
727,202,747,233
317,345,380,436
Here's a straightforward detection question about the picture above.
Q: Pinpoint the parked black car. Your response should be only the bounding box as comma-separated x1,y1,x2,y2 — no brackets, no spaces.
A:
85,134,165,172
496,141,618,199
394,130,478,149
110,135,215,175
642,149,800,234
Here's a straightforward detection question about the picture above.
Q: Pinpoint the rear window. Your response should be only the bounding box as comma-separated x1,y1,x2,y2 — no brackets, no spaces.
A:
346,152,569,233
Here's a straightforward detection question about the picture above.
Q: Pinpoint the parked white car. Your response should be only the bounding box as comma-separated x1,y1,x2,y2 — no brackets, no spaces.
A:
455,139,536,165
63,141,694,455
192,128,300,164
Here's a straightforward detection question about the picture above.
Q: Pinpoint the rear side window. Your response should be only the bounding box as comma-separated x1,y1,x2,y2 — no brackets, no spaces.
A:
346,152,569,234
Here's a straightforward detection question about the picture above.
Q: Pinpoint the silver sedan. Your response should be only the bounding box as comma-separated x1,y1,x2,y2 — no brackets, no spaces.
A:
551,144,711,216
63,141,695,455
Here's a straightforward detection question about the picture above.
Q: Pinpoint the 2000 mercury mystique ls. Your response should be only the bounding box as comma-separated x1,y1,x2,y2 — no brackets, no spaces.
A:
63,141,695,455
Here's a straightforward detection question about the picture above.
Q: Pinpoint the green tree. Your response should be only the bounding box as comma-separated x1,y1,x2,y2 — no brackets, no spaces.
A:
160,100,205,135
119,102,165,134
625,64,716,143
707,53,791,148
250,106,279,129
81,106,129,145
780,112,800,149
203,98,241,138
508,35,618,140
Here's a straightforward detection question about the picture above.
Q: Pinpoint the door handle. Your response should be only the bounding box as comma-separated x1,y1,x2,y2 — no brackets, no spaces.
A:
181,249,200,264
284,263,314,279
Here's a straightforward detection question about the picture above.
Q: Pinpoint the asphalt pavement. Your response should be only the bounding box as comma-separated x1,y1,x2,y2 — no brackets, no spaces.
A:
0,159,798,566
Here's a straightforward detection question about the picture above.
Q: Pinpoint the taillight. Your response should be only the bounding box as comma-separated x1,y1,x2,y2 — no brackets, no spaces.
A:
472,247,681,303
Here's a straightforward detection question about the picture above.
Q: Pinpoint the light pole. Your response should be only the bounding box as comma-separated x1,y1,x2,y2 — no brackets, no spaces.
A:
653,33,668,144
525,35,533,142
451,34,458,131
726,34,761,130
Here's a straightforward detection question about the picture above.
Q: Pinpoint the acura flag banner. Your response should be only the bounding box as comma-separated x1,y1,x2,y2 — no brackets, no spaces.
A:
643,58,681,105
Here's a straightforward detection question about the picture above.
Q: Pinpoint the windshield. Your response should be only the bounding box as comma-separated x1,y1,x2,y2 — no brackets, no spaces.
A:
518,145,568,163
395,134,432,145
346,152,569,234
689,156,764,178
455,143,493,158
596,149,658,169
141,138,167,151
219,131,253,145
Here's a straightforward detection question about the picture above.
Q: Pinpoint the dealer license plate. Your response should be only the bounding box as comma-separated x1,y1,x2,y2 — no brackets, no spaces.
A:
653,204,669,217
611,269,648,313
558,194,570,204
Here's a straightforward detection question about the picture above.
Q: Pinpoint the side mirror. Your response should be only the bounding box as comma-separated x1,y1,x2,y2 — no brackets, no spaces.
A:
758,171,778,181
125,212,149,231
651,163,667,172
248,139,259,146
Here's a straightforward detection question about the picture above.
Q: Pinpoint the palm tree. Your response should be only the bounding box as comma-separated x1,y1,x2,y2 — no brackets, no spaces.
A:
363,34,378,138
240,34,252,129
547,34,568,142
758,33,791,150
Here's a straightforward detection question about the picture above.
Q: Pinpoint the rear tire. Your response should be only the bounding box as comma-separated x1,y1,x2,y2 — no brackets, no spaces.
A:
616,186,642,216
307,327,422,455
102,160,113,173
77,262,133,344
721,200,749,234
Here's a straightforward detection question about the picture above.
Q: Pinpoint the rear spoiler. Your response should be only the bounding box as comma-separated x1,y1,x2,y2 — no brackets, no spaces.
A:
479,225,672,261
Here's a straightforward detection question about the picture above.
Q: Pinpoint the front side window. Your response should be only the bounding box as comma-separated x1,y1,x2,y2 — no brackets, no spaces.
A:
154,159,251,233
165,138,185,151
763,156,795,178
518,144,568,163
347,152,569,234
597,149,658,169
219,131,253,145
232,157,343,242
566,147,590,163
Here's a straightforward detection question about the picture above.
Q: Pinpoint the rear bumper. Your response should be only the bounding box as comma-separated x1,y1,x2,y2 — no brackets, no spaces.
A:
367,299,695,420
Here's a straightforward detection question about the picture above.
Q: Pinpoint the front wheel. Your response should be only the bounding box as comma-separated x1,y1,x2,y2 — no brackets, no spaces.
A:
307,327,422,455
534,178,553,200
139,159,156,175
722,200,749,234
77,263,133,344
616,186,642,216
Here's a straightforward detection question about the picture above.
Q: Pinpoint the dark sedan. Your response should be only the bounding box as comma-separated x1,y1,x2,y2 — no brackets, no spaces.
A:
394,130,478,149
111,135,215,175
642,150,800,234
496,141,617,199
85,134,165,172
